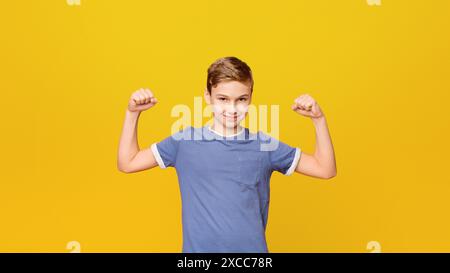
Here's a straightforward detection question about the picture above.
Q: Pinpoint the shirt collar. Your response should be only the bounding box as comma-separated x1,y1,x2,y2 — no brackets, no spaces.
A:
207,125,245,138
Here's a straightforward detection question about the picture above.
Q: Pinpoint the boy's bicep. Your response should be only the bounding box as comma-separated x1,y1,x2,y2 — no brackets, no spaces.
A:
125,148,159,173
294,152,326,178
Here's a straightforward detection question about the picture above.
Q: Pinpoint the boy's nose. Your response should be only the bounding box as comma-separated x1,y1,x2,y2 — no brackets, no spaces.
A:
226,102,241,112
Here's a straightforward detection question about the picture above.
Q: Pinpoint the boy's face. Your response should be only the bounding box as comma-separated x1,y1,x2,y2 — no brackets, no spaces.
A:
204,80,252,130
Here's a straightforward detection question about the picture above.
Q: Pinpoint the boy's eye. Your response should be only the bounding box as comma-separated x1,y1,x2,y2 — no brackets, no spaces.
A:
218,97,227,101
239,98,248,102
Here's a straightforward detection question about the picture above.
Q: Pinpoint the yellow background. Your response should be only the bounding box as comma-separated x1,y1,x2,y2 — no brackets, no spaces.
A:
1,0,450,252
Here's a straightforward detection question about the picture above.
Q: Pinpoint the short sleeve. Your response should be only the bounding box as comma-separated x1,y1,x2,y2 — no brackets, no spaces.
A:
268,137,301,176
150,128,189,169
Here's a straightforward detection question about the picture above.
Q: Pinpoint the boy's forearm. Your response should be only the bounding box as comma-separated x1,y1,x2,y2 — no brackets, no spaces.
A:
311,115,337,176
117,109,141,168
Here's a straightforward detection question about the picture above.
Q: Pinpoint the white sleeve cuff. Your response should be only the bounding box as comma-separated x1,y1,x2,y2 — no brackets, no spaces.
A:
151,143,167,169
285,148,301,176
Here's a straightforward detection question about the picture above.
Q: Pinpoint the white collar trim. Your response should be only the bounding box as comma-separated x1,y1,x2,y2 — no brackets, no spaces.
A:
207,125,245,137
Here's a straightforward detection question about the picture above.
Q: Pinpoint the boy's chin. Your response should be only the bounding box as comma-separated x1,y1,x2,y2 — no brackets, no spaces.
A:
216,120,242,129
224,123,240,129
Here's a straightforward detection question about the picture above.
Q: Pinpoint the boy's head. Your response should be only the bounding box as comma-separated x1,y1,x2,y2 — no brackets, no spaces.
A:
204,56,254,130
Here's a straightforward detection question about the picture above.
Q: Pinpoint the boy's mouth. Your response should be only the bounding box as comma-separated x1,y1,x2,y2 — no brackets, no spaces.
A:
223,113,238,118
222,113,241,121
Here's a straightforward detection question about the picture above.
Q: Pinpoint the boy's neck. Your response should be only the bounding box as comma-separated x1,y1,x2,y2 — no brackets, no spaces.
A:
210,123,244,137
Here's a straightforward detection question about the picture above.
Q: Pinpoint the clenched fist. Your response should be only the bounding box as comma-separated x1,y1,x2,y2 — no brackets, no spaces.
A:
128,88,158,112
291,94,324,119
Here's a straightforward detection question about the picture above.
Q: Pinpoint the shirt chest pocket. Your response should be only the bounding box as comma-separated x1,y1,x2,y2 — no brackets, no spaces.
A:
236,151,263,186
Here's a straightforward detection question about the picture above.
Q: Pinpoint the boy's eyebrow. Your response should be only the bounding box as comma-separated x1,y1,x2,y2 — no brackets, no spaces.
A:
215,93,249,98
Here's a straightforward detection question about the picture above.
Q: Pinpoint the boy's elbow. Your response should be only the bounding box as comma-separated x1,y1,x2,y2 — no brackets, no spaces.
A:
117,166,129,173
117,162,132,173
322,169,337,180
118,167,130,173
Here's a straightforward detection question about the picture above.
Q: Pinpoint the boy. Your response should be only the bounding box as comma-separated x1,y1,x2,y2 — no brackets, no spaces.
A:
117,57,337,253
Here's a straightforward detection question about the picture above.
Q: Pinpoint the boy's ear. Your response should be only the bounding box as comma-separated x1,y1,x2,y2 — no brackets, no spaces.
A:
204,88,211,105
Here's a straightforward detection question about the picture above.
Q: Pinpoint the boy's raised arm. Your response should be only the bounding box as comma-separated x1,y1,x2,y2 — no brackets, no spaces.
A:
117,88,159,173
291,94,337,179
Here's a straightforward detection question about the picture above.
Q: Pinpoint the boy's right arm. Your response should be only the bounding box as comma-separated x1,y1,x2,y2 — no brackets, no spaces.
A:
117,88,159,173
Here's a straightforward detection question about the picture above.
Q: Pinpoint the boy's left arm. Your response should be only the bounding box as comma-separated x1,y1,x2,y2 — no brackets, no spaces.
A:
291,94,337,179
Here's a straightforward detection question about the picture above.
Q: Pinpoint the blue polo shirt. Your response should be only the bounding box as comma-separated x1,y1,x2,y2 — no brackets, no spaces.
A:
150,125,301,253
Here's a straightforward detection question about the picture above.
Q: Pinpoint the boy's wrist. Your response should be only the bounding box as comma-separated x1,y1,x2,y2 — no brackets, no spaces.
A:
311,115,326,124
126,109,141,118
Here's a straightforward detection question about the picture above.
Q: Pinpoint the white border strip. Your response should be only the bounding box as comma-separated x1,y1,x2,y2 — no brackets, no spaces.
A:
285,148,301,176
208,125,244,137
151,143,167,169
